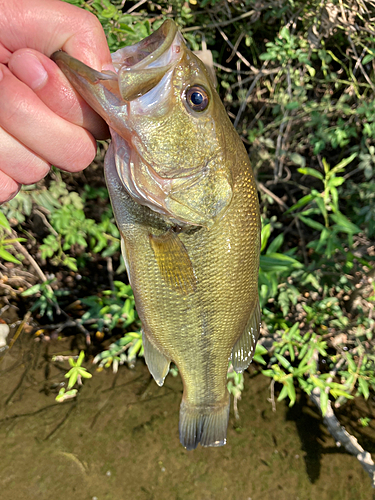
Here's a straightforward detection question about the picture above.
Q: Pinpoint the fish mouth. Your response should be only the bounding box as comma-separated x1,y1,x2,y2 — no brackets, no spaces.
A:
51,19,182,114
52,21,231,228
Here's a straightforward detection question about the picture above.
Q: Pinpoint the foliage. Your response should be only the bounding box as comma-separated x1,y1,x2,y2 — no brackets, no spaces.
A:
0,0,374,427
53,351,92,402
0,211,26,265
80,281,138,333
93,330,143,372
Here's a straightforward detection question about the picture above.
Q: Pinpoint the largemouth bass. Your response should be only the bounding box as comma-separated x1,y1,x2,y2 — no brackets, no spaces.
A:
52,20,261,450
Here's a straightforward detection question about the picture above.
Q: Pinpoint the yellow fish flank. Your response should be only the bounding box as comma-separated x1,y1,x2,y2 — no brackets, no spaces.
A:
52,20,261,450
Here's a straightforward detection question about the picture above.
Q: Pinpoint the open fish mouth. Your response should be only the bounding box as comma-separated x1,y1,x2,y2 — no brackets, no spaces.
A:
51,20,232,228
51,19,182,107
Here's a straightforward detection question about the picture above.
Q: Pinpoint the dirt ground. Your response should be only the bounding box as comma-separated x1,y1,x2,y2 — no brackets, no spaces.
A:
0,324,374,500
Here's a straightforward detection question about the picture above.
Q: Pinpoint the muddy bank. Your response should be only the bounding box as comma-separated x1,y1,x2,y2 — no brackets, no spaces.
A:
0,329,374,500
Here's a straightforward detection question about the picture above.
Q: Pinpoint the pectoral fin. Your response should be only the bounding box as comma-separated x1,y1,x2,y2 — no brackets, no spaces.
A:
232,302,261,373
142,331,170,386
149,230,196,294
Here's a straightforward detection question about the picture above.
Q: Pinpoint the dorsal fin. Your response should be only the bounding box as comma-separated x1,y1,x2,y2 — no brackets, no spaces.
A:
232,302,261,373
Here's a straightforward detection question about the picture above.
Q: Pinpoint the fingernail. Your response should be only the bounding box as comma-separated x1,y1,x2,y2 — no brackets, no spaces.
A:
12,52,48,90
1,185,21,204
0,66,3,82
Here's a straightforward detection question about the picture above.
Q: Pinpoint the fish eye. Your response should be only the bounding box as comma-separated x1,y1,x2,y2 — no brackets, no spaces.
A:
185,85,209,112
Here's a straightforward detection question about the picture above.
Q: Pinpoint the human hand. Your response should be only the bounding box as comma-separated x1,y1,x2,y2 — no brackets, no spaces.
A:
0,0,113,203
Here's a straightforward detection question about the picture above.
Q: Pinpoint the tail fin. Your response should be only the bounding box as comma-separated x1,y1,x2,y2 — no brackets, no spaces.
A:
179,396,230,451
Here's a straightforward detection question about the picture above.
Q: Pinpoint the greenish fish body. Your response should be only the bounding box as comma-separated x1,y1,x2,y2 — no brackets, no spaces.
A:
52,20,261,450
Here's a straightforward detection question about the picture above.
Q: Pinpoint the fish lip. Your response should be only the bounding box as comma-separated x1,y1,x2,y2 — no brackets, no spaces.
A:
51,19,180,100
112,19,179,71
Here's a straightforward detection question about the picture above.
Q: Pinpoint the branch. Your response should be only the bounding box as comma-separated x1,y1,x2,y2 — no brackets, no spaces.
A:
310,387,375,487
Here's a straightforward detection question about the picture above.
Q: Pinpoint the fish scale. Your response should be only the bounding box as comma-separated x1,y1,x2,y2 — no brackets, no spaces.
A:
52,19,261,450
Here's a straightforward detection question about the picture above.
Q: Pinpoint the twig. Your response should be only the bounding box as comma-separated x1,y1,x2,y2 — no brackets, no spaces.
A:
213,62,252,75
10,230,61,314
125,0,147,14
347,35,375,92
213,18,252,69
310,350,375,487
257,182,289,211
233,73,263,128
274,66,292,181
274,112,289,181
268,379,276,412
33,209,58,237
7,310,31,351
107,257,115,291
310,387,375,487
54,309,92,345
226,32,245,63
0,311,32,368
181,10,256,33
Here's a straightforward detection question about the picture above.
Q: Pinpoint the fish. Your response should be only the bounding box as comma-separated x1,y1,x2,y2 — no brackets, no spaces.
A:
52,19,261,450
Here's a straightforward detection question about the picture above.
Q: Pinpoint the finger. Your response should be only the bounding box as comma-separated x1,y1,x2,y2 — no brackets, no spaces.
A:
0,41,12,64
0,0,112,71
0,64,97,172
0,170,20,205
0,126,50,184
9,49,109,140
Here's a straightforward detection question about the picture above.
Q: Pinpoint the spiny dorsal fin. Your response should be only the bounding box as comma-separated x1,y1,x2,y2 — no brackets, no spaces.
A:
142,331,170,387
149,230,197,295
232,302,261,373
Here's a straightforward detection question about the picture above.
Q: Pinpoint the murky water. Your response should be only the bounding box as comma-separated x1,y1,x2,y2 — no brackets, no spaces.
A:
0,323,374,500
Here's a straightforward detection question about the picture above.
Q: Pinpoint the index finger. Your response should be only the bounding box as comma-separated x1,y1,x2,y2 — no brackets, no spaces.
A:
0,0,112,70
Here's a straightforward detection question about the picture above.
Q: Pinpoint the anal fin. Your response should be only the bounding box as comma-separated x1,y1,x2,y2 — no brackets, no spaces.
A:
142,331,170,387
149,230,196,295
232,302,261,373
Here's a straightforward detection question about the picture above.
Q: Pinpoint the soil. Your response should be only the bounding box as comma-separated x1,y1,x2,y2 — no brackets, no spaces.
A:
0,314,374,500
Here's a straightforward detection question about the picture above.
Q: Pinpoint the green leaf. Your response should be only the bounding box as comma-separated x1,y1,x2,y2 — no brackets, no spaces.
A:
289,153,306,167
285,194,315,214
330,213,361,234
277,384,289,402
0,246,21,264
286,378,296,406
346,352,357,372
0,211,11,231
77,351,85,366
21,284,42,296
297,167,324,180
329,153,358,176
66,370,78,389
358,378,370,400
266,233,284,254
328,177,345,187
253,344,267,365
260,253,303,272
79,369,92,379
261,223,271,252
320,389,328,416
274,353,292,371
363,54,374,65
298,215,326,231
